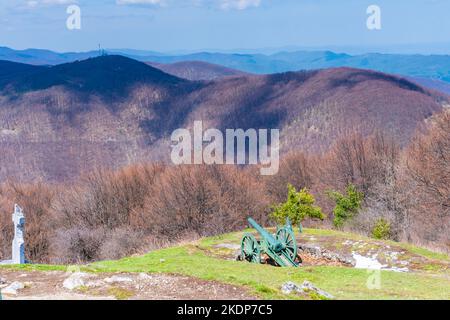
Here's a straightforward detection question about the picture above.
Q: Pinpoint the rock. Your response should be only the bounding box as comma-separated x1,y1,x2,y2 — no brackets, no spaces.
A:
298,244,354,266
301,281,335,300
0,277,7,285
281,281,334,300
138,273,152,281
281,282,299,295
215,243,241,250
104,275,133,284
85,279,105,288
2,281,25,295
63,272,89,290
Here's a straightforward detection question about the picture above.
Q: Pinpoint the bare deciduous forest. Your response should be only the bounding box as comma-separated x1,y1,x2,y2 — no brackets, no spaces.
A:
1,110,448,263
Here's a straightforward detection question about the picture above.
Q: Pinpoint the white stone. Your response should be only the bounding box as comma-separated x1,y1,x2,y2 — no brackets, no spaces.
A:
301,281,335,300
138,273,152,281
104,275,133,284
2,281,25,295
281,282,298,295
63,272,89,290
281,281,334,299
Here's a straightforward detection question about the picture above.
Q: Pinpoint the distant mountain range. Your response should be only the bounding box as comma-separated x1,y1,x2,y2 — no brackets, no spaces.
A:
0,55,447,182
2,46,450,84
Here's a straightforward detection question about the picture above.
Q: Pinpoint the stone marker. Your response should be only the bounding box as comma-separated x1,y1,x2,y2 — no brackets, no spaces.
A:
0,204,26,265
12,204,25,264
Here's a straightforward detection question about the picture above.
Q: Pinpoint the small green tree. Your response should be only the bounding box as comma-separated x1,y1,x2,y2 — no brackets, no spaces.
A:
372,218,391,240
271,184,324,228
327,184,364,228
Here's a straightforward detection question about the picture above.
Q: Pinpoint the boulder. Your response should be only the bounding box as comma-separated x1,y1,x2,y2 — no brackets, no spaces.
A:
2,281,25,295
281,282,299,295
138,273,152,281
281,281,334,299
301,281,335,300
104,275,133,284
63,272,90,290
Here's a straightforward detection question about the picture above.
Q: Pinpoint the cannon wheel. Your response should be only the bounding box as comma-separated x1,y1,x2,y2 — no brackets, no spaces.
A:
276,227,297,261
241,234,261,264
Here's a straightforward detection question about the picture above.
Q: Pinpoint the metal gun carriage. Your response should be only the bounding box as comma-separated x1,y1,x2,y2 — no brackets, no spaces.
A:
241,218,299,267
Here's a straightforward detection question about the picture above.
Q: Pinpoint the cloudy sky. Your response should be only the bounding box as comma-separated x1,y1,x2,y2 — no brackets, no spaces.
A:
0,0,449,53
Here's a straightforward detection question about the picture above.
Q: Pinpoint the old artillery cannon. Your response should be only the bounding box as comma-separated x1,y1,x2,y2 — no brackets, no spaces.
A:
241,218,299,267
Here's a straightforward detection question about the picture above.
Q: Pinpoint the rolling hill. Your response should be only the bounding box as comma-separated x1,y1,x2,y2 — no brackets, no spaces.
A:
147,61,247,80
2,46,450,84
0,55,447,181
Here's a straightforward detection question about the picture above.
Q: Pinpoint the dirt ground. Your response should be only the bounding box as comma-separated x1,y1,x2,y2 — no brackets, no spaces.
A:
0,270,257,300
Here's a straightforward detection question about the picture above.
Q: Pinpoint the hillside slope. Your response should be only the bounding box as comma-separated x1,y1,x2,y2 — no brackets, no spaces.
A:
147,61,247,80
0,56,447,181
1,228,448,300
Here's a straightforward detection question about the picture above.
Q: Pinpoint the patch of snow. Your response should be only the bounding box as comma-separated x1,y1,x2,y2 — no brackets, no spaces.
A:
353,253,385,270
352,253,409,273
0,129,17,136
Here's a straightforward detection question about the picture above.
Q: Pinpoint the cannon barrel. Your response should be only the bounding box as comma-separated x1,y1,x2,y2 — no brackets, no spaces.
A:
247,218,283,252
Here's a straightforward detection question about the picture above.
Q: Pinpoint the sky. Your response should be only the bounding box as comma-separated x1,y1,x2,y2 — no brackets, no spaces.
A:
0,0,450,54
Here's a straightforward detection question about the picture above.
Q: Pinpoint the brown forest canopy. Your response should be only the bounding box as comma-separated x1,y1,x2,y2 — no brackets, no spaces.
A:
0,56,447,182
0,56,448,263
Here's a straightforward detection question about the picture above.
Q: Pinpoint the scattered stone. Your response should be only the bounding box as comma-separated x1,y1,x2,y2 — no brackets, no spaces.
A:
301,281,335,300
160,259,166,263
299,244,354,266
215,243,241,250
85,279,105,288
0,277,7,285
63,272,90,290
138,273,152,281
281,282,298,295
2,281,25,295
104,275,133,284
281,281,334,300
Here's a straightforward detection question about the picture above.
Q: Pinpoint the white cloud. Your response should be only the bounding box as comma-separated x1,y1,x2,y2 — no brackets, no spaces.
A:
116,0,262,10
26,0,77,7
116,0,165,5
219,0,261,10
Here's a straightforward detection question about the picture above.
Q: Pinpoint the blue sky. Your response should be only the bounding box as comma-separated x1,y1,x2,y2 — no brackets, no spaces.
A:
0,0,449,54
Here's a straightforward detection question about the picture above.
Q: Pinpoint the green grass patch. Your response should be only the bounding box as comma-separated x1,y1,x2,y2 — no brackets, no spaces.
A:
107,287,135,300
1,228,448,300
87,244,449,300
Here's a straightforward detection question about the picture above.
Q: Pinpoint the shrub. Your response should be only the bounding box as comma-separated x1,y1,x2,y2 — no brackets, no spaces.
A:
372,218,391,240
270,184,324,228
327,184,364,228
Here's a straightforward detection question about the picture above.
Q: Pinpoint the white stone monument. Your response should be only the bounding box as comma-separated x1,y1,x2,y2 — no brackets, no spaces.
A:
0,204,26,265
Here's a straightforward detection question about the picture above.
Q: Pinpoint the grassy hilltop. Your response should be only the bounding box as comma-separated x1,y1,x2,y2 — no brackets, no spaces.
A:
2,228,449,300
